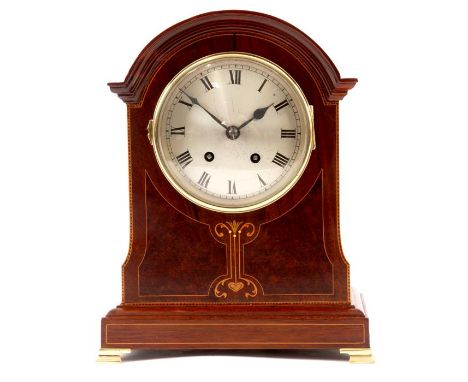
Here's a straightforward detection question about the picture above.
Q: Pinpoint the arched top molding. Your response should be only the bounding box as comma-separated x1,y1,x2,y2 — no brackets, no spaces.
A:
109,10,356,104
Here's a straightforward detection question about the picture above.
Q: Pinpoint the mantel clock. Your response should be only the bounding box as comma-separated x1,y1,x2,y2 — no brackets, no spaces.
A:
99,10,372,364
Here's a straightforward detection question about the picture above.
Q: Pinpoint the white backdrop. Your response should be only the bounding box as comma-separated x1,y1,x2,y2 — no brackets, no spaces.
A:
1,1,467,381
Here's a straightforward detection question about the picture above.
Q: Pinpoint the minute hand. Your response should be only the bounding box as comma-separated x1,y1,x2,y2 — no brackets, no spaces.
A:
180,89,227,129
238,103,274,130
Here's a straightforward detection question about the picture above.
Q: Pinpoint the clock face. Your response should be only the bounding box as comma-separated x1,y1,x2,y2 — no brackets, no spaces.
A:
150,53,314,213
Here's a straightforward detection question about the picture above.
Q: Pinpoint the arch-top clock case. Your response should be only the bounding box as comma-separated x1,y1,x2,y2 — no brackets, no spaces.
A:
99,10,373,363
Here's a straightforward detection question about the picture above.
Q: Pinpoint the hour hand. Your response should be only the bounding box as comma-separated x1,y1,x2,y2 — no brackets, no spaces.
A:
180,89,227,129
238,103,274,129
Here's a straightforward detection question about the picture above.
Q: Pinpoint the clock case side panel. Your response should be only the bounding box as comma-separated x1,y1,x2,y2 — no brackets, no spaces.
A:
109,10,356,306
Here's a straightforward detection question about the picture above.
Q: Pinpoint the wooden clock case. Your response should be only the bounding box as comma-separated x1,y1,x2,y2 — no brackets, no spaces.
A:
99,10,372,363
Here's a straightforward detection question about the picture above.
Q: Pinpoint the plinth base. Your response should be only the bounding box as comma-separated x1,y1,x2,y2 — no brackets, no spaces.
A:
99,291,371,363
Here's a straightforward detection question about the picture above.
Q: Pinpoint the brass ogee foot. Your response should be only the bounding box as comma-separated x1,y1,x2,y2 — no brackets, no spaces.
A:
340,348,374,364
96,348,131,363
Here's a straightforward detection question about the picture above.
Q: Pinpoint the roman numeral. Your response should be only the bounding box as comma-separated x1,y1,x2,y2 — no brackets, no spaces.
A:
257,174,267,187
229,70,241,85
281,129,296,138
197,171,211,188
274,100,289,112
258,79,267,92
175,150,193,169
170,126,185,136
179,99,192,108
228,180,237,194
272,152,289,168
200,76,214,91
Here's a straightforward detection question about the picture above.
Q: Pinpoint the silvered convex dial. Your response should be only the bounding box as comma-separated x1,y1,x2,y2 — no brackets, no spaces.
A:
150,53,314,212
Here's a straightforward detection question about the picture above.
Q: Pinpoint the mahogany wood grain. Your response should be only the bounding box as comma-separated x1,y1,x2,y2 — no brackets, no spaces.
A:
101,10,370,352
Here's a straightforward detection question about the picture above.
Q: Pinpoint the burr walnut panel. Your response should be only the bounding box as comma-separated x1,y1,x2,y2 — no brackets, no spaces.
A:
245,172,334,296
138,175,225,297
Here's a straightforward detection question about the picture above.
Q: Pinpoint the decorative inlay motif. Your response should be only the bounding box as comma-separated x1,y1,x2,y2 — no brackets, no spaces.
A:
210,221,262,299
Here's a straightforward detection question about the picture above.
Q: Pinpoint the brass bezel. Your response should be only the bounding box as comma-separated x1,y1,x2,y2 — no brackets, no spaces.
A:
149,52,315,213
